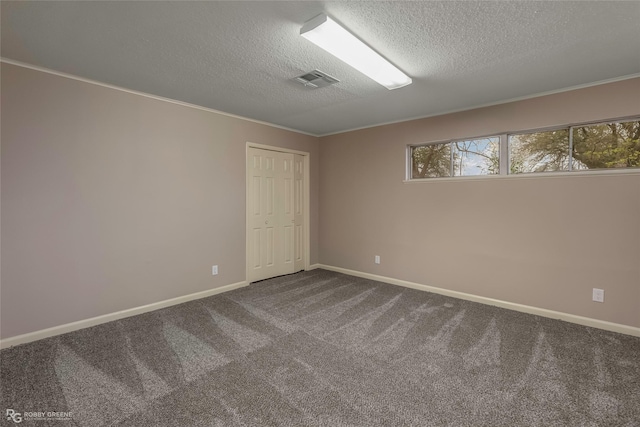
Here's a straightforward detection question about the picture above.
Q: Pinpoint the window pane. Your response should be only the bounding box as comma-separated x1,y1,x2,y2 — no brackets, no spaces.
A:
508,129,570,174
411,143,451,178
571,120,640,170
452,137,499,176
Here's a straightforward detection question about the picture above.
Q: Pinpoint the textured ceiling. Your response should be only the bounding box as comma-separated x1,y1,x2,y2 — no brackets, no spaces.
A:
2,1,639,136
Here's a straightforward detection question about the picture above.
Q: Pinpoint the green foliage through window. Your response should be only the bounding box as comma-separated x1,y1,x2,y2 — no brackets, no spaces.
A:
409,118,639,179
510,120,639,174
509,130,570,173
411,143,451,178
572,121,640,170
411,137,499,179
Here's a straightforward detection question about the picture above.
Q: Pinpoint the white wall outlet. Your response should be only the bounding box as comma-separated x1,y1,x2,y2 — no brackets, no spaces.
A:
212,265,219,275
374,255,380,264
592,288,604,303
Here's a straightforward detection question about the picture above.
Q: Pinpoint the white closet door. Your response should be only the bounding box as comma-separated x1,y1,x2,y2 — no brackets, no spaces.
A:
247,147,278,282
279,153,295,277
247,147,296,282
293,154,305,273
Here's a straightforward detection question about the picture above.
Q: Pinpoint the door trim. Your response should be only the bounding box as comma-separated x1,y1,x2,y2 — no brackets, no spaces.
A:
246,142,311,282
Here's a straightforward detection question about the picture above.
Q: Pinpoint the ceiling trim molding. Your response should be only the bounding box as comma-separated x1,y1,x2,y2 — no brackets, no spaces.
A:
317,73,640,137
0,57,319,137
3,57,638,139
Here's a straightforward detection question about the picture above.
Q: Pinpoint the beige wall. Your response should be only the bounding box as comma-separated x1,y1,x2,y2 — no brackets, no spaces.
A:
319,78,640,328
1,63,319,338
2,62,639,340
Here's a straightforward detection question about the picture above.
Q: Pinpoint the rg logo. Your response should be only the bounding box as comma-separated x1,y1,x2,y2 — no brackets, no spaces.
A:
6,409,22,423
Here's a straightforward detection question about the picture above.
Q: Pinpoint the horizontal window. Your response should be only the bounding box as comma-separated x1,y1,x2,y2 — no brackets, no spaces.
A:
408,118,639,180
411,143,451,178
453,138,500,176
509,129,570,174
411,137,499,179
510,120,639,174
571,121,640,171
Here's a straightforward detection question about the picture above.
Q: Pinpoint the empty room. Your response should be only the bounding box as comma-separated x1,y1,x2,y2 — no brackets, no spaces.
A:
1,1,639,426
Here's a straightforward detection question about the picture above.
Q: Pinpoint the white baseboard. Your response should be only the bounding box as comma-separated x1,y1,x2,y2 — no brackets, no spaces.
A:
4,265,637,348
0,280,248,349
316,264,640,337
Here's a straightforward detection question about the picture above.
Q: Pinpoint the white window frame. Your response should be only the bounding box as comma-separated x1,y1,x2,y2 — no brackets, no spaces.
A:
405,116,640,182
408,135,501,180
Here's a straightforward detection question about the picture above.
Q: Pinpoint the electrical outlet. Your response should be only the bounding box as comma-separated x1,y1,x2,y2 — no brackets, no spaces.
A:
212,265,218,275
374,255,380,264
592,288,604,303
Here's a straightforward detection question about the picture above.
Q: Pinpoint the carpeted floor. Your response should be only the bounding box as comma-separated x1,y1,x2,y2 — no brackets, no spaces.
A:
1,269,639,426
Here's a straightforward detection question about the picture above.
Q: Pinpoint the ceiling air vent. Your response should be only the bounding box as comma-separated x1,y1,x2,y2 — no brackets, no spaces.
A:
293,70,340,89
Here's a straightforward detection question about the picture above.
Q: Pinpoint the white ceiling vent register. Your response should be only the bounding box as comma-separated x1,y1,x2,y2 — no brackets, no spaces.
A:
294,70,340,89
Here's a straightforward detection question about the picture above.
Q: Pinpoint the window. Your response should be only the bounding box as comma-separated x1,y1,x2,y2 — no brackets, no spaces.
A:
410,137,499,179
571,121,640,170
453,138,500,176
408,118,639,180
510,120,639,174
509,129,570,174
411,143,451,178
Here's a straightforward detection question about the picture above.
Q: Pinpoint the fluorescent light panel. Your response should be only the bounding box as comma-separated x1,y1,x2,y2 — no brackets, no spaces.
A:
300,14,412,90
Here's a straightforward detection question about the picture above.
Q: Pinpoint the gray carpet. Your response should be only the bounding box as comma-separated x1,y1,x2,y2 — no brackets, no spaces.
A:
1,269,639,426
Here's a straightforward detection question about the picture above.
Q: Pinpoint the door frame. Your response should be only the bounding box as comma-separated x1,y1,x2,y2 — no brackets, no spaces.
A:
246,142,311,282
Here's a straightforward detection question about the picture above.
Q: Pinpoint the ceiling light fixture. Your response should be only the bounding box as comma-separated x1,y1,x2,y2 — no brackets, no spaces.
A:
300,13,412,90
